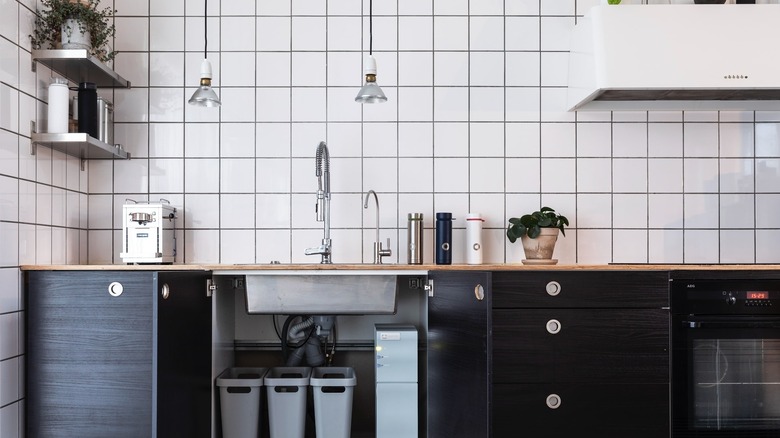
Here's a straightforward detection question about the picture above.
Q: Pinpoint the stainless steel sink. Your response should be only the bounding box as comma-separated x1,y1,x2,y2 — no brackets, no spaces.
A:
225,269,426,314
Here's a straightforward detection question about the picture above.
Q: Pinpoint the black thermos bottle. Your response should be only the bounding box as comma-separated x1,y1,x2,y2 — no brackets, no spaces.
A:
435,212,453,265
77,82,98,138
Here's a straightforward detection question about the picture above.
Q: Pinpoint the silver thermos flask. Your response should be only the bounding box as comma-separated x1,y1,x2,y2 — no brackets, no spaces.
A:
407,213,423,264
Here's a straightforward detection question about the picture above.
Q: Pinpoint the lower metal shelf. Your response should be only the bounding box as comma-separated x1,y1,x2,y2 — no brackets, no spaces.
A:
31,132,129,160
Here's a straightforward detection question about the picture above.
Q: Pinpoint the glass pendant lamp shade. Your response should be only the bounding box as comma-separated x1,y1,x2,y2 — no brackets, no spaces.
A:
189,59,221,107
355,55,387,103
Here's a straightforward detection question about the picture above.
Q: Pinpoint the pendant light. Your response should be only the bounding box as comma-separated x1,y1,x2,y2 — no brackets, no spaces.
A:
188,0,221,107
355,0,387,103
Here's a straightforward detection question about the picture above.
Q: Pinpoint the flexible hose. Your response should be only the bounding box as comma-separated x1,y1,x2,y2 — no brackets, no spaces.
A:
288,316,314,341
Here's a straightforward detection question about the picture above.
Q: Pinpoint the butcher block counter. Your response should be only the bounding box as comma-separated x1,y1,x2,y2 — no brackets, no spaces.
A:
19,263,780,271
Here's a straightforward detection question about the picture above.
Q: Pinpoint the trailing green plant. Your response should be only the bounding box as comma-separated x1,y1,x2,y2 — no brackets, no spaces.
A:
608,0,621,4
30,0,117,63
506,207,569,243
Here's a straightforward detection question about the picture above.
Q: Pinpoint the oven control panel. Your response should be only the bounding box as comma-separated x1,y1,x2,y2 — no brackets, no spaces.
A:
672,279,780,315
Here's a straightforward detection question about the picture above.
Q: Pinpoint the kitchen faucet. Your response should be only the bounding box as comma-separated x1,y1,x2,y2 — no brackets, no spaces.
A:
363,189,392,264
305,141,332,263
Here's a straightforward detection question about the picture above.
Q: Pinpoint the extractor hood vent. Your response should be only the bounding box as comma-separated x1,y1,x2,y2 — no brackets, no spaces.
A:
567,5,780,111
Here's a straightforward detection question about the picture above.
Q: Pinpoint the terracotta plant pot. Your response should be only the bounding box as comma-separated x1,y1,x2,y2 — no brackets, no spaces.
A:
520,228,559,261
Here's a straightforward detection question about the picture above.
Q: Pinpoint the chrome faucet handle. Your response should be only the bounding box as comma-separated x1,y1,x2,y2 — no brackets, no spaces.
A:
305,238,332,264
305,245,326,255
373,238,392,264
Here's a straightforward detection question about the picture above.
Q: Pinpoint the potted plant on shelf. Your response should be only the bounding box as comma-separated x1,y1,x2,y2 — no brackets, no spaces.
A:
30,0,117,63
506,206,569,265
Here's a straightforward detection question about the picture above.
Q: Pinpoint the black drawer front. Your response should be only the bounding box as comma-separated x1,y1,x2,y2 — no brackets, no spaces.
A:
493,309,669,384
493,383,669,438
492,271,669,308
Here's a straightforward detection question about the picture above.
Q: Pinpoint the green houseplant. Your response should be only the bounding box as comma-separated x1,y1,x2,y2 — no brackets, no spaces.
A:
506,207,569,263
30,0,117,63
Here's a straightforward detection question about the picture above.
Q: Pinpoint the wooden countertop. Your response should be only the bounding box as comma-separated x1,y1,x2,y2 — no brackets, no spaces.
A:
19,263,780,271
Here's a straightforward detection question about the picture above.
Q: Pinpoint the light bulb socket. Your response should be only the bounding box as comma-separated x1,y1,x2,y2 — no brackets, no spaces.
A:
199,77,212,86
364,73,377,83
363,55,378,76
199,59,213,80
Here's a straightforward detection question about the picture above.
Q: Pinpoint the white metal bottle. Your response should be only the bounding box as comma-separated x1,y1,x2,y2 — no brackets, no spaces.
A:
47,77,69,133
466,212,484,265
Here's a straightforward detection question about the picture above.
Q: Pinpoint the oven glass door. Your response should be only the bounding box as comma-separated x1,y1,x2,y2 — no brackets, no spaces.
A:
673,316,780,437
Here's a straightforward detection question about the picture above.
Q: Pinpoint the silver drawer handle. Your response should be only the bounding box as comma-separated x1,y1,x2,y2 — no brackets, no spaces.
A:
161,283,170,300
546,319,562,335
546,393,562,409
546,281,561,296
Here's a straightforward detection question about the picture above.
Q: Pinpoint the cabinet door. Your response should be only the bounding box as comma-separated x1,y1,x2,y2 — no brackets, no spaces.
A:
156,271,212,438
493,383,669,437
26,271,154,438
427,271,491,438
493,308,669,383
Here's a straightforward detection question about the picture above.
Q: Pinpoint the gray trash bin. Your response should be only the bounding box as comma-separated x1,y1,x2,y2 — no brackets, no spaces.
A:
311,367,357,438
216,367,267,438
264,367,311,438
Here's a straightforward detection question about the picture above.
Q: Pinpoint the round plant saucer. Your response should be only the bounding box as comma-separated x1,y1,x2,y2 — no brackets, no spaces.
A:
522,259,558,265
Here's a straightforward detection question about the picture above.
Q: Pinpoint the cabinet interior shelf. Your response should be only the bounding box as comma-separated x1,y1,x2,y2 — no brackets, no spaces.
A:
32,49,130,88
31,133,130,160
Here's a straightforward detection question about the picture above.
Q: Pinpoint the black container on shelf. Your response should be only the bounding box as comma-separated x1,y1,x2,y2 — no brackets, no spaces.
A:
435,212,453,265
77,82,98,138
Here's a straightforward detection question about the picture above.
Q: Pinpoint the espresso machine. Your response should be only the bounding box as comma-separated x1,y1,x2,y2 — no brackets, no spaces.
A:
120,200,176,264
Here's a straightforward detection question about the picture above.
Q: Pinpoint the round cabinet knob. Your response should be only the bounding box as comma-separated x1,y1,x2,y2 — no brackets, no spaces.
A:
474,284,485,301
545,281,561,297
546,393,562,409
546,319,562,335
161,283,170,300
108,282,123,297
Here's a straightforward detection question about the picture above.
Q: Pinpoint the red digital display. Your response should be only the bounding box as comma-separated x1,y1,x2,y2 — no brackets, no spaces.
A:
747,291,769,300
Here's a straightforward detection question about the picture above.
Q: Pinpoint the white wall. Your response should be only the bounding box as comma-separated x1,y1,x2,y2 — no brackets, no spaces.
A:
1,0,91,434
87,0,780,266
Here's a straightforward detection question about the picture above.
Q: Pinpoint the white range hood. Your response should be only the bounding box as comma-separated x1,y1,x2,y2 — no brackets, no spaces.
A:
567,5,780,111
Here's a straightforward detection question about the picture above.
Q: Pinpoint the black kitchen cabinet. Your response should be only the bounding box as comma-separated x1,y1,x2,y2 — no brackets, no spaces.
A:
25,270,212,438
427,271,492,438
492,270,670,438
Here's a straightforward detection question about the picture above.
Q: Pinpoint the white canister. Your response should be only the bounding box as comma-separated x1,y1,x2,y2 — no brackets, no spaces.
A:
47,77,69,133
466,212,485,265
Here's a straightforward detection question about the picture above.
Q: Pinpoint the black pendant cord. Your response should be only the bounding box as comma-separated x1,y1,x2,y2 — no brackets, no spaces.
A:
204,0,208,58
369,0,373,56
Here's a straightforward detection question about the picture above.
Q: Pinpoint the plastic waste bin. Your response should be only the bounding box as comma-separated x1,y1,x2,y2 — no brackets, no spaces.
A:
311,367,357,438
216,367,267,438
264,367,312,438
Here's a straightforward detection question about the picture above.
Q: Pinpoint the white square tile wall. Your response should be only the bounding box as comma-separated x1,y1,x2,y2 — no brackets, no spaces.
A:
0,0,779,368
92,0,780,264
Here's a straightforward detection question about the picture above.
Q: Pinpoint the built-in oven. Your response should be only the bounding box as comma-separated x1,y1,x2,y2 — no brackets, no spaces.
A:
671,276,780,437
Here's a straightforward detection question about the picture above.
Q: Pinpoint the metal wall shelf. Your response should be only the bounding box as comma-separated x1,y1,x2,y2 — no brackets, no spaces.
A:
30,50,131,166
32,49,130,88
31,132,130,161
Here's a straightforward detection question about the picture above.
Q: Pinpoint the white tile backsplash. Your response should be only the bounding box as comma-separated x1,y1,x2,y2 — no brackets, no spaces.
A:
222,17,257,51
684,123,720,157
0,0,768,342
684,229,720,263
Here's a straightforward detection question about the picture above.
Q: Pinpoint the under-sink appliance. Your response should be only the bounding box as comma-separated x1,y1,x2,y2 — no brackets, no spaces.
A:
375,324,417,438
671,275,780,437
120,200,176,264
